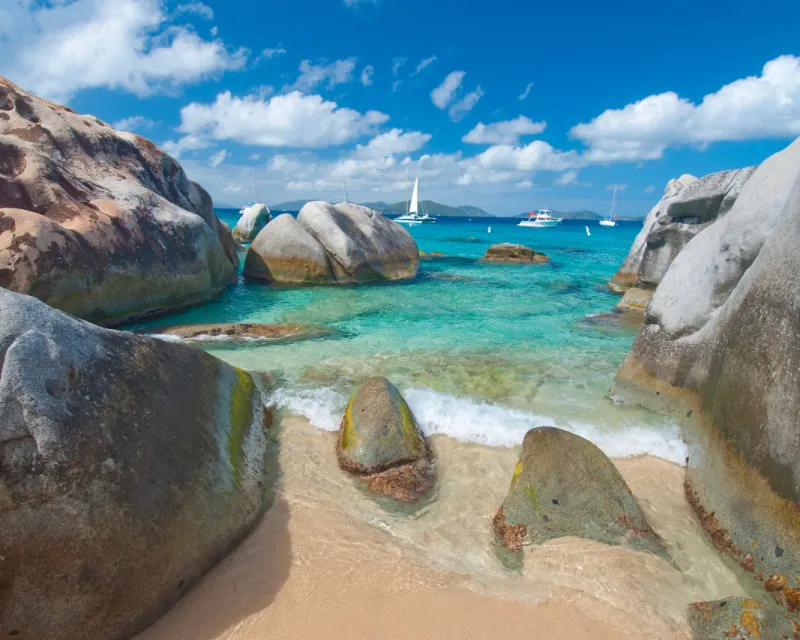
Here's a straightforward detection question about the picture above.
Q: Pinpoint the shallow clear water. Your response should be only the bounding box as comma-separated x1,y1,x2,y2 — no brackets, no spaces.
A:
130,213,685,462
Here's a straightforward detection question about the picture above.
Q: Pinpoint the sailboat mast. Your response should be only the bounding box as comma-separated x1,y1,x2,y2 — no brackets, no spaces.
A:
252,169,260,204
343,178,349,203
612,186,617,220
405,169,410,215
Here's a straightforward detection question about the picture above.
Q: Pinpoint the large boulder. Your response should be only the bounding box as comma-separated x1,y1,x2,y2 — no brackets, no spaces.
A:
492,428,666,558
243,213,334,283
612,137,800,613
244,203,418,284
0,289,271,640
608,175,697,293
610,168,756,308
0,76,237,326
483,243,549,264
147,321,333,344
232,203,271,243
337,377,434,502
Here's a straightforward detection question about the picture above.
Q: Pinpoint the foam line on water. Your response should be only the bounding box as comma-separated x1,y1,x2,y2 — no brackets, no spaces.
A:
268,385,687,465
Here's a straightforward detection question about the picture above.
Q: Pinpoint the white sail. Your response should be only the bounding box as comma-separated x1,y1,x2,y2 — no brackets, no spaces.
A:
409,177,419,214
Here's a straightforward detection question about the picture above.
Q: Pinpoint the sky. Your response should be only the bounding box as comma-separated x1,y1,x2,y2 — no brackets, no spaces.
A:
1,0,800,216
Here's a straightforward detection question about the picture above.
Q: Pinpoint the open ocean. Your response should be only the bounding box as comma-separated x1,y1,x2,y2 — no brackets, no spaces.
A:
128,211,685,464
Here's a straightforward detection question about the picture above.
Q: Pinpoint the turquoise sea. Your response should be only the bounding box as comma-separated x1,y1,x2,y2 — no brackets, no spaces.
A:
129,212,685,463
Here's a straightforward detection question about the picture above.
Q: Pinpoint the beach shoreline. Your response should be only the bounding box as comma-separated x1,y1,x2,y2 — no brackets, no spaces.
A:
136,414,748,640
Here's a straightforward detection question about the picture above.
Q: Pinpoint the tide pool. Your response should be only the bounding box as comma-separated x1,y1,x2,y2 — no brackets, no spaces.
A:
130,213,684,463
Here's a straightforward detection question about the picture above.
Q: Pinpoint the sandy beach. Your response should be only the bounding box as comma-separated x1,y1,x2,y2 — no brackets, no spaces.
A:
136,415,748,640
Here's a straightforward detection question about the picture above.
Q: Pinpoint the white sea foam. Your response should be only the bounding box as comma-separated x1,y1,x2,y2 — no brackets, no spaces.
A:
269,385,688,465
147,333,184,343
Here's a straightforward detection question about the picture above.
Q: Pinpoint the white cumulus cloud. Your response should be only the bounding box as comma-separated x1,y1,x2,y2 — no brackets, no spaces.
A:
291,58,357,93
518,82,533,101
463,116,546,145
392,56,408,75
175,2,213,19
112,115,155,132
361,65,374,86
431,71,465,109
171,90,389,150
572,55,800,161
556,171,578,186
209,149,228,167
449,87,484,122
413,55,438,75
262,45,286,60
1,0,248,103
354,129,431,158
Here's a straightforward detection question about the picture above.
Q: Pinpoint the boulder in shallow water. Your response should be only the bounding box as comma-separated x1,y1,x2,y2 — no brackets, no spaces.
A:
614,286,654,313
612,136,800,612
493,428,666,558
244,204,418,284
148,322,334,343
0,289,271,640
337,377,434,502
244,213,334,283
688,597,798,640
298,202,419,282
0,76,238,325
483,243,549,264
232,203,271,243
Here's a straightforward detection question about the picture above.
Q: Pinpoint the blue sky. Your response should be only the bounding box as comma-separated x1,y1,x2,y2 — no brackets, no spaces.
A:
2,0,799,215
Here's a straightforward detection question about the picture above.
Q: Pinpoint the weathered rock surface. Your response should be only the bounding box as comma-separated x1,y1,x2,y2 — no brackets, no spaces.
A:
483,243,549,264
419,251,448,259
688,597,799,640
232,203,271,243
610,168,756,312
243,213,334,283
147,322,334,343
493,428,666,557
337,377,434,502
244,203,418,284
0,76,238,325
0,289,271,640
609,175,697,293
612,137,800,613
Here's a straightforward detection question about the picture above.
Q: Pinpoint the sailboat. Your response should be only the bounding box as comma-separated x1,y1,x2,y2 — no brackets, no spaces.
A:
239,169,261,214
600,186,619,227
395,177,436,224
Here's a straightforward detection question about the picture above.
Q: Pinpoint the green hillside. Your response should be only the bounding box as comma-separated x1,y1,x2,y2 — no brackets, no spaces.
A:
382,200,492,217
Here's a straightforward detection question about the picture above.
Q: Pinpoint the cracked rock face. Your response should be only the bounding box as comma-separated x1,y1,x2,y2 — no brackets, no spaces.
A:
0,76,238,326
0,288,271,640
243,202,419,284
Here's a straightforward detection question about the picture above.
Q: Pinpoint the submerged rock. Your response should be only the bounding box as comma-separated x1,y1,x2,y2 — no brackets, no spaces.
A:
493,428,666,558
0,76,238,325
337,377,434,502
148,322,333,343
614,287,654,313
232,203,271,243
688,597,798,640
612,136,800,612
0,289,271,640
244,203,418,284
483,243,549,264
419,251,448,259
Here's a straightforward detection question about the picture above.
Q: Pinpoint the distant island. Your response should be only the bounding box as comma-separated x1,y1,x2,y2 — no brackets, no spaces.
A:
270,199,493,217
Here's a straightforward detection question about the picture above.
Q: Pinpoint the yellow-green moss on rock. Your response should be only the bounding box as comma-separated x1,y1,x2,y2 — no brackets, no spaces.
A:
228,367,256,485
493,427,667,559
336,377,434,502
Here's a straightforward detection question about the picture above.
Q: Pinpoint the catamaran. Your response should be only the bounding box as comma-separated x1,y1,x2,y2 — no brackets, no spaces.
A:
600,186,619,227
518,209,563,228
395,177,436,224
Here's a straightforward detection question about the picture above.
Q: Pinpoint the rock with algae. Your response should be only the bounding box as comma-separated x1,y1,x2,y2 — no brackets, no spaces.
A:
688,597,800,640
0,289,272,640
483,243,549,264
337,377,435,502
493,427,667,559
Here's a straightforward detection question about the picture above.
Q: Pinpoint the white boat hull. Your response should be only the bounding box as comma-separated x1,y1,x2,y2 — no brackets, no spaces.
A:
599,219,617,227
518,220,560,228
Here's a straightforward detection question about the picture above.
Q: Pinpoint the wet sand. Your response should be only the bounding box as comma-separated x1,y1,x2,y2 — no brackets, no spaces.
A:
137,415,749,640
